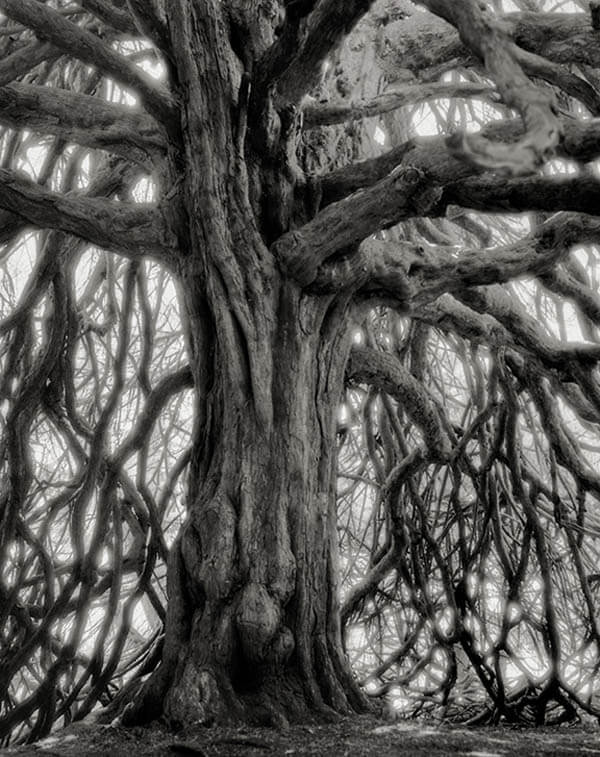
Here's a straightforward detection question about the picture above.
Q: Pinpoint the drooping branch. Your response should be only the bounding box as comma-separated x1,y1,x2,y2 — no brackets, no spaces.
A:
0,0,177,127
539,268,600,333
0,83,166,164
0,156,144,334
415,295,600,439
341,447,427,624
529,377,600,498
419,0,561,174
346,346,451,460
111,366,193,465
418,288,600,410
273,166,441,286
0,168,175,260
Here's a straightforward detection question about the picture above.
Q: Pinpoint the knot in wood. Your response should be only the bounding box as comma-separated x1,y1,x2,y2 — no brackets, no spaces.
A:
389,164,423,189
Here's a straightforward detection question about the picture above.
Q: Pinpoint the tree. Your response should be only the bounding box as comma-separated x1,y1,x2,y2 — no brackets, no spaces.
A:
2,0,600,743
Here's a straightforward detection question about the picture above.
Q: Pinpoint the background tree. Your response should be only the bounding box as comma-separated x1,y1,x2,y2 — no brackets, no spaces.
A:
2,0,600,744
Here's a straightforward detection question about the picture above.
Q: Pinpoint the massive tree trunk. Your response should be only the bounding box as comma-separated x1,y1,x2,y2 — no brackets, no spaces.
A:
122,3,367,726
149,284,365,727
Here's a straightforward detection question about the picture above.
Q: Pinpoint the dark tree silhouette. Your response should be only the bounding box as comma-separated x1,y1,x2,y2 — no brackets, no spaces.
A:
2,0,600,743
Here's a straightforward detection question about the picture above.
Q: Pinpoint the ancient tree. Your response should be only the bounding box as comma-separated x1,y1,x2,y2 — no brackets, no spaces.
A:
2,0,600,742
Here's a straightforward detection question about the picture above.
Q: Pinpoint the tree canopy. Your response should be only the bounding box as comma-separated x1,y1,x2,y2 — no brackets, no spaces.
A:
2,0,600,744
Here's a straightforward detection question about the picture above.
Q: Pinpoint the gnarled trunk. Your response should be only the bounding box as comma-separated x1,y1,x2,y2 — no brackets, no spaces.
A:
159,282,365,726
122,3,367,725
126,270,367,726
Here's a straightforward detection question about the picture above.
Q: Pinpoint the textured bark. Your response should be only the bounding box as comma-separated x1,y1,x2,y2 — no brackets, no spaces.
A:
119,2,368,726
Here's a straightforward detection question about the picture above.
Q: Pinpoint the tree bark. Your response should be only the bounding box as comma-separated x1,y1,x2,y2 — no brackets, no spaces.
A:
122,2,367,727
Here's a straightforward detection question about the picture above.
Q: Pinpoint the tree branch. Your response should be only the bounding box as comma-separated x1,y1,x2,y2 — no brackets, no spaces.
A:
0,168,175,260
273,166,441,286
0,40,59,87
111,367,193,465
454,285,600,374
125,0,172,63
382,10,600,83
311,213,600,307
262,0,377,109
417,293,600,386
419,0,561,174
346,346,451,460
302,81,495,128
0,0,176,127
320,115,600,207
443,174,600,217
78,0,138,35
0,83,166,164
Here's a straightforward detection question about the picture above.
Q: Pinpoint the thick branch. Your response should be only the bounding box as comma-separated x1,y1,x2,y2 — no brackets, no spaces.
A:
419,0,561,174
320,115,600,208
346,346,451,460
125,0,172,63
0,0,176,127
273,166,441,286
417,294,600,386
454,285,600,373
0,40,59,87
78,0,138,35
0,168,175,260
312,213,600,306
265,0,376,108
443,174,600,217
382,10,600,80
0,83,165,163
302,81,495,128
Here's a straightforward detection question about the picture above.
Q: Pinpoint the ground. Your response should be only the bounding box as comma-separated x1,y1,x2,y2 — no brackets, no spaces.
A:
3,715,600,756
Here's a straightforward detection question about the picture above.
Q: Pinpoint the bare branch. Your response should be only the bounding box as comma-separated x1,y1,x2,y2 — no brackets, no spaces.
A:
273,166,441,286
112,367,193,465
0,40,59,87
340,448,426,624
383,10,600,85
0,168,175,260
302,81,495,128
0,0,177,127
418,293,600,387
539,268,600,331
125,0,172,63
320,115,600,207
262,0,377,109
444,174,600,217
346,346,451,460
0,83,166,164
454,285,600,373
419,0,561,174
311,213,600,306
78,0,138,35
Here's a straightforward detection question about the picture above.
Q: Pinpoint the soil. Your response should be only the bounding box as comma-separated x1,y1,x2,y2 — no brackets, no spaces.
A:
2,715,600,756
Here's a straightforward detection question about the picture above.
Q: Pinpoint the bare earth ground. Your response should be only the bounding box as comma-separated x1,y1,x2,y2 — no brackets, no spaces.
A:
3,716,600,756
